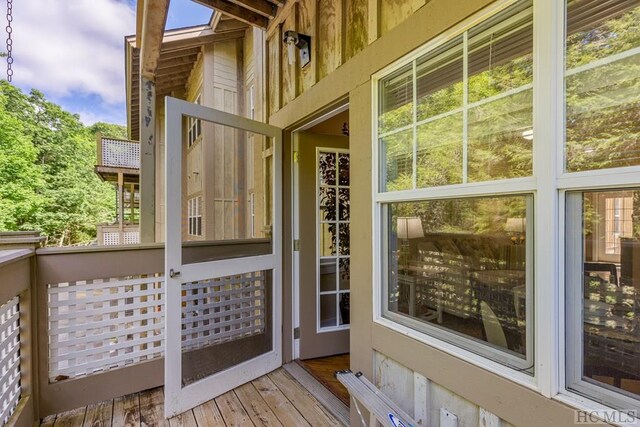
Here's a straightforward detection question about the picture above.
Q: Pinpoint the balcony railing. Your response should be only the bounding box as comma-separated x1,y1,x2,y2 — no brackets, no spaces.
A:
97,224,140,245
97,137,140,169
0,237,270,423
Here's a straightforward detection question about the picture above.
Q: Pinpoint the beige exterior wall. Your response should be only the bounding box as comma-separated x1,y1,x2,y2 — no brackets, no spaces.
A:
265,0,585,425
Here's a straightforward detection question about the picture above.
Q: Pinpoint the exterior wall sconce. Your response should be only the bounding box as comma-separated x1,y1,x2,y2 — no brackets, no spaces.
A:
283,30,311,67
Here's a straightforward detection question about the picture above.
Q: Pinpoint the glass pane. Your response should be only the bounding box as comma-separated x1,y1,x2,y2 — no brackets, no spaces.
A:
320,294,337,328
468,89,533,181
320,259,337,292
578,190,640,399
319,187,337,221
320,222,337,256
339,189,350,221
181,270,272,387
381,129,413,192
338,153,350,186
339,293,351,325
386,195,530,362
565,2,640,172
319,152,337,186
416,113,463,187
468,6,533,103
339,224,350,256
416,37,463,120
379,64,414,134
339,258,350,290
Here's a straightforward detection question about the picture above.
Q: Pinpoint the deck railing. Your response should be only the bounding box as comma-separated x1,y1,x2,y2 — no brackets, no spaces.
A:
0,249,37,427
0,238,271,423
34,239,270,418
97,137,140,169
96,224,140,245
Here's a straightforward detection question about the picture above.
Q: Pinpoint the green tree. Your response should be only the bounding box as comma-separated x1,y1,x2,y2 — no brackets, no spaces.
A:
0,81,123,246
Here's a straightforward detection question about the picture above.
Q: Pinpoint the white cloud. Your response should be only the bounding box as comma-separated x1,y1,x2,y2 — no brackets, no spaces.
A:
11,0,135,106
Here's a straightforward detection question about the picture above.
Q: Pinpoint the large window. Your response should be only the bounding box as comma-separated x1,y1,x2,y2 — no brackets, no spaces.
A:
563,0,640,414
377,0,534,371
375,0,640,417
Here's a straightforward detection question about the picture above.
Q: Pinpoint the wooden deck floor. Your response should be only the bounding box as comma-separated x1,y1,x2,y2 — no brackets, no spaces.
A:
40,368,345,427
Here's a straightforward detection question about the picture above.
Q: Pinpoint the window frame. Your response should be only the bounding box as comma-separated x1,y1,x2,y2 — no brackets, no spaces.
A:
372,0,640,416
187,196,202,237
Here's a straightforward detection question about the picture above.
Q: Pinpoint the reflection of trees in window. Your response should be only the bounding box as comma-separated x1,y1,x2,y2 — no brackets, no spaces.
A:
379,1,534,191
391,196,527,236
566,2,640,172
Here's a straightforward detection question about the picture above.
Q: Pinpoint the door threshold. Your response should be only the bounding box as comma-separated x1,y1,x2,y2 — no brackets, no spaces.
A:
283,362,350,426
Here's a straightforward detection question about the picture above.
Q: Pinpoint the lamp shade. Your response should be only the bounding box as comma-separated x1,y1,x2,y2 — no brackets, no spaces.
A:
505,217,526,233
397,217,424,239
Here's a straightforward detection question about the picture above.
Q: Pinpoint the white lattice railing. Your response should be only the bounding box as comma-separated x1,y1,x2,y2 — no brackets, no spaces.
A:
48,270,268,382
182,271,266,351
0,297,21,426
99,138,139,169
98,225,140,246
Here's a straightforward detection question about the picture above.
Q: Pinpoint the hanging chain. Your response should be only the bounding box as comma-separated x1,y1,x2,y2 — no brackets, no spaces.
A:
5,0,12,82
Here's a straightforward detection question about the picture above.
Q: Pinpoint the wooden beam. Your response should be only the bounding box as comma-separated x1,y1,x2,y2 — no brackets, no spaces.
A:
192,0,269,28
269,0,284,6
139,0,169,78
226,0,276,18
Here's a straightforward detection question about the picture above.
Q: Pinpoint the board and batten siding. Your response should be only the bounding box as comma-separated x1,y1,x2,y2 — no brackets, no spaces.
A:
265,0,429,117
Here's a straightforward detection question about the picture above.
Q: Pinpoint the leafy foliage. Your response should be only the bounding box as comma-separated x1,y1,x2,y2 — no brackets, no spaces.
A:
0,81,123,246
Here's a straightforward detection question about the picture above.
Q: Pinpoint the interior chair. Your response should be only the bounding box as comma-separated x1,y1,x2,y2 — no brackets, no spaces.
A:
480,301,508,349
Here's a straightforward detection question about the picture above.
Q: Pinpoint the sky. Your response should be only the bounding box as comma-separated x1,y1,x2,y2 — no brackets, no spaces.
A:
2,0,212,126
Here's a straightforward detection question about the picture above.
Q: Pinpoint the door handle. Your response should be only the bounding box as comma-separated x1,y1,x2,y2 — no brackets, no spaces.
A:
169,268,181,278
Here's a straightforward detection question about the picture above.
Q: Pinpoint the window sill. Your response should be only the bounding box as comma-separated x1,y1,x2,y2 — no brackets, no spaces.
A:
553,391,640,427
372,316,537,392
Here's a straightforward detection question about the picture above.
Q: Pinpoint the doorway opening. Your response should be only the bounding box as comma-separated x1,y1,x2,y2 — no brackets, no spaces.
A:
291,105,351,406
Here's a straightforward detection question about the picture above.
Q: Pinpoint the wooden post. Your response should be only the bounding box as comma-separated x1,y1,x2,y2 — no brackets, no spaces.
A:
139,76,156,243
118,172,125,244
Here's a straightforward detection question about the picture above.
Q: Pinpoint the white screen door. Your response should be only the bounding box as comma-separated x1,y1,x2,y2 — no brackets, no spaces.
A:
164,97,282,418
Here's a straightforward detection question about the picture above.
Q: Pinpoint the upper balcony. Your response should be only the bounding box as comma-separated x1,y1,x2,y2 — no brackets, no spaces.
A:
95,136,140,184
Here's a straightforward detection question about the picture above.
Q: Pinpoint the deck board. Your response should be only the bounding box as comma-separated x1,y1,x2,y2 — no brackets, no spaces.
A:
215,391,255,426
53,407,86,427
39,368,344,427
251,376,311,427
83,400,113,427
140,387,169,426
192,400,227,426
234,382,283,427
168,410,198,427
268,369,341,427
112,393,140,427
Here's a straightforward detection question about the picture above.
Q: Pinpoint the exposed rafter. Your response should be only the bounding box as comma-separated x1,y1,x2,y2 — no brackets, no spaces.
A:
226,0,277,18
193,0,269,29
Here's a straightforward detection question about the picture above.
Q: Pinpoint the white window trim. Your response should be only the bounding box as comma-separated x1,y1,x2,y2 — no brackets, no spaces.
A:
371,0,640,420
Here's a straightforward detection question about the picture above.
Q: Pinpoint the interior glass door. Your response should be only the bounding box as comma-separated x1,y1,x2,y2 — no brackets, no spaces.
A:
164,97,282,418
